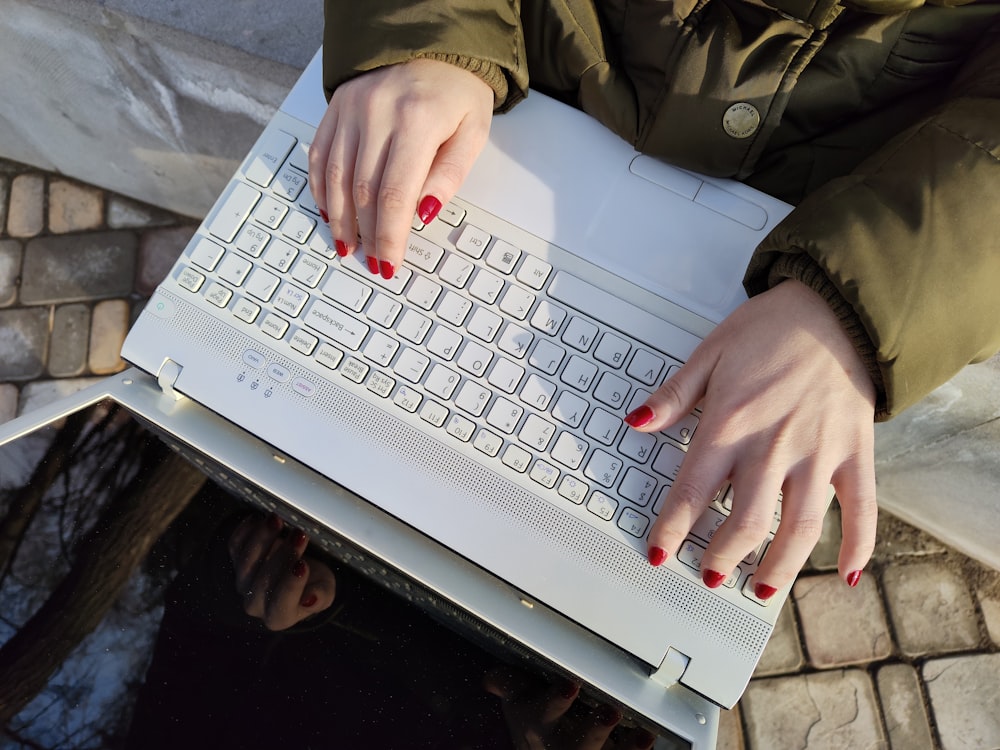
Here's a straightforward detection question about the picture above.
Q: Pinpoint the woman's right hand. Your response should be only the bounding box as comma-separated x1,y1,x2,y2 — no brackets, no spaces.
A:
309,58,495,279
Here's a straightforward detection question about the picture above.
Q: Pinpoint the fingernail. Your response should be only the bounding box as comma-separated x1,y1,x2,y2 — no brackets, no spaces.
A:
847,570,863,588
379,259,395,279
292,559,307,578
335,239,349,257
702,569,726,588
300,593,318,608
267,513,283,531
417,195,442,224
648,546,667,566
319,208,329,223
633,729,657,749
366,255,379,274
291,529,307,547
754,581,778,600
624,405,655,429
597,705,623,727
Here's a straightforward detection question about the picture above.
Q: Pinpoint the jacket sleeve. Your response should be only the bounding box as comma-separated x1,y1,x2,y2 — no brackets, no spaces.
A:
744,20,1000,420
322,0,529,111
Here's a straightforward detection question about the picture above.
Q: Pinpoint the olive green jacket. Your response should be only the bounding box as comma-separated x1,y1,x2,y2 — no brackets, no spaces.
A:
323,0,1000,419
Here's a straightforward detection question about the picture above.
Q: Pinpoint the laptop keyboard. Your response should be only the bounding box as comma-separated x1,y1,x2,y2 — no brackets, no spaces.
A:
172,125,778,608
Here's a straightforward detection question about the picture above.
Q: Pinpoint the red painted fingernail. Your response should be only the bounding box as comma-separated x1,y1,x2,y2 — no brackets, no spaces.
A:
754,581,778,600
702,569,726,588
300,593,318,608
847,570,863,588
624,405,654,428
292,559,307,578
319,208,329,223
417,195,442,224
267,513,283,531
379,260,395,279
648,546,667,566
366,255,379,274
597,705,623,727
291,529,307,547
335,239,349,257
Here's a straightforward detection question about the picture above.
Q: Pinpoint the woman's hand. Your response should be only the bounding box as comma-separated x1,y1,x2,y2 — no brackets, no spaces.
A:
309,58,494,279
227,514,336,630
483,666,656,750
629,280,878,598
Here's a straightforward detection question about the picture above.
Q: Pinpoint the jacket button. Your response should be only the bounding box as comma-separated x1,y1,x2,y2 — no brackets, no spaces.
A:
722,103,760,139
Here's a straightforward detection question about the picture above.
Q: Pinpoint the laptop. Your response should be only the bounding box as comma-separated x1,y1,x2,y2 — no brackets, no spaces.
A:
2,48,797,748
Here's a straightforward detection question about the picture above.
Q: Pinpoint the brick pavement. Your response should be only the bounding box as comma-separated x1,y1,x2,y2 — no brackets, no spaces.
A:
1,157,999,749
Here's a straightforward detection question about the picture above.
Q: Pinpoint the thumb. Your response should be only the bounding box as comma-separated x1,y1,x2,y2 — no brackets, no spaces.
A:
624,349,716,433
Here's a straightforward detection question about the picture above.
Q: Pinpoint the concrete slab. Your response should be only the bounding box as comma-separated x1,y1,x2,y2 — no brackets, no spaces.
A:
20,232,136,305
793,572,892,668
741,670,885,749
882,560,981,657
924,653,1000,750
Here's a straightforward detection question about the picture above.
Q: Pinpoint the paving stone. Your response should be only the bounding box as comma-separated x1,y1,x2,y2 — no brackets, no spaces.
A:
48,304,91,377
0,307,49,380
17,377,104,417
876,664,935,750
48,179,104,234
20,232,136,305
0,383,18,424
88,299,129,375
741,670,885,749
0,176,8,239
794,572,892,667
882,560,980,657
717,704,745,750
924,653,1000,750
978,591,1000,646
872,511,947,564
7,173,45,238
136,226,194,296
807,502,842,571
107,195,177,229
753,599,803,676
0,239,22,306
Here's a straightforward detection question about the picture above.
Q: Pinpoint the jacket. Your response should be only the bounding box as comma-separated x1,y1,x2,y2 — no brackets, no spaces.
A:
322,0,1000,419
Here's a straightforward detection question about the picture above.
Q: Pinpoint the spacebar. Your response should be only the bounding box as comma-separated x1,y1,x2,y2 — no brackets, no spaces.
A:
546,271,702,361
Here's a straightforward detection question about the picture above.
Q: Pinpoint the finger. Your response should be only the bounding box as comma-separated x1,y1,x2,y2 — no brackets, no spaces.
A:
623,346,718,433
646,438,732,573
535,678,581,725
746,467,828,600
308,99,339,225
833,452,878,588
570,704,621,750
482,665,534,701
352,126,392,275
413,110,491,228
226,513,260,561
261,554,312,631
232,513,283,593
323,117,361,259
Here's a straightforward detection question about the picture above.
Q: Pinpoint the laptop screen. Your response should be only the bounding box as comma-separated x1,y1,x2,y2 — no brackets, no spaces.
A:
0,395,693,749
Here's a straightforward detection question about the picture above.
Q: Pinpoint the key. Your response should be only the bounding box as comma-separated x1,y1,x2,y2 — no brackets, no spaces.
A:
208,182,261,243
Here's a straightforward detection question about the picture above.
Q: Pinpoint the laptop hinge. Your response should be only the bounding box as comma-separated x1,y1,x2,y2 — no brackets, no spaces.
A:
156,358,184,401
649,647,691,688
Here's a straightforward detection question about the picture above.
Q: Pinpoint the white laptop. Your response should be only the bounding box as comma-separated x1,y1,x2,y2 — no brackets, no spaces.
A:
3,49,797,748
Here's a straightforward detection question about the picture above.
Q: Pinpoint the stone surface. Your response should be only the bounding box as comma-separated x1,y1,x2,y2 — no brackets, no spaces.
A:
20,232,136,304
882,560,980,656
924,653,1000,750
48,303,91,377
7,173,45,237
872,511,947,564
741,670,885,749
0,239,22,306
17,377,104,416
753,600,803,676
0,383,18,424
108,195,176,229
0,176,8,238
0,307,49,380
717,704,744,750
88,299,129,374
794,572,892,667
877,664,935,750
136,225,195,295
48,178,104,233
978,590,1000,646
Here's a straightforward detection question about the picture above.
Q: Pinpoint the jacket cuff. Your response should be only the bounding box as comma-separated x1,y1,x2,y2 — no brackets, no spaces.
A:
414,52,520,112
764,253,889,420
